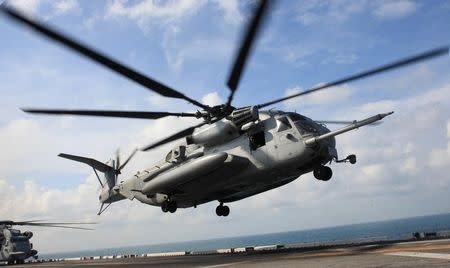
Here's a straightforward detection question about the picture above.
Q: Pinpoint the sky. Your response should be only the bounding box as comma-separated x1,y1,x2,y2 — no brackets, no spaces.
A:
0,0,449,254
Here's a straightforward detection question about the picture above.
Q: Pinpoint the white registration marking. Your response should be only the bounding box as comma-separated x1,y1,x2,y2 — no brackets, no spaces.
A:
199,261,249,268
386,252,450,260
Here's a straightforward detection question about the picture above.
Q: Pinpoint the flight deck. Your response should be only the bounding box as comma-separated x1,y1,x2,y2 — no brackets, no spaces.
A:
4,238,450,267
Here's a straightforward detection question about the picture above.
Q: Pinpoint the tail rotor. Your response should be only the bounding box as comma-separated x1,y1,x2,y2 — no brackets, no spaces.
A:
58,148,138,215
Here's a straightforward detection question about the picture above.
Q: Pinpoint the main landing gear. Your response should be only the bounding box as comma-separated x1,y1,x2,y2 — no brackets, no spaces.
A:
216,203,230,217
314,154,357,182
314,165,333,181
161,200,177,213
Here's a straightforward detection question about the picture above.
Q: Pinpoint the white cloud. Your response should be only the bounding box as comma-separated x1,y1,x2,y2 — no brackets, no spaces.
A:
161,25,185,73
428,119,450,169
212,0,243,25
373,0,417,19
6,0,41,14
105,0,208,30
51,0,79,15
295,0,368,25
6,0,79,17
324,53,358,65
201,92,222,106
295,0,418,25
103,0,239,72
283,84,353,109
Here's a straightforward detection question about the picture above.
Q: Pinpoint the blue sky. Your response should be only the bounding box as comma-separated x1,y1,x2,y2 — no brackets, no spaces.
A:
0,0,450,253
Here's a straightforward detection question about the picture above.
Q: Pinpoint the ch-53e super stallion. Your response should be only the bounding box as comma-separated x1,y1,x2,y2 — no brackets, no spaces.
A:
0,220,94,265
2,1,447,217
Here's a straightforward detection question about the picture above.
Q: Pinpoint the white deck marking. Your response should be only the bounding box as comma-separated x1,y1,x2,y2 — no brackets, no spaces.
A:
385,251,450,260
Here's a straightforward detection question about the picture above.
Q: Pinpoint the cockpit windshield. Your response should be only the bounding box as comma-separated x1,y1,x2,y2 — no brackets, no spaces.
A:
276,116,292,132
287,113,319,135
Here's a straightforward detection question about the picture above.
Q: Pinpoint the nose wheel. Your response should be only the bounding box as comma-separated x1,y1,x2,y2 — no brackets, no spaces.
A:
314,165,332,181
216,203,230,217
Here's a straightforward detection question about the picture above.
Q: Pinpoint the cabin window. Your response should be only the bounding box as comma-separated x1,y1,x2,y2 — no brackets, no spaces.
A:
249,131,265,150
276,117,292,132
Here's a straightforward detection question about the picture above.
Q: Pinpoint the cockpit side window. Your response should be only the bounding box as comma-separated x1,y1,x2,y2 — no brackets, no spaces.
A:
276,116,292,132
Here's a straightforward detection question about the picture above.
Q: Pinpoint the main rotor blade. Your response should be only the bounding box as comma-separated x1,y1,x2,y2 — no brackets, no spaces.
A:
118,148,138,171
226,0,270,106
22,108,199,119
257,46,449,109
20,223,94,230
141,122,207,151
1,5,210,111
4,221,96,230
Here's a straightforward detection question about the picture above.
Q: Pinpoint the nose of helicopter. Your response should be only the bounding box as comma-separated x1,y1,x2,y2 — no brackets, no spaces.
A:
313,124,338,162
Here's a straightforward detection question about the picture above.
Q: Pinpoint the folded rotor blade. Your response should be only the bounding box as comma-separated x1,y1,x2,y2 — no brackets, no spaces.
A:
118,148,138,171
226,0,270,106
22,108,199,119
257,46,449,109
141,122,207,151
1,5,209,111
315,120,381,126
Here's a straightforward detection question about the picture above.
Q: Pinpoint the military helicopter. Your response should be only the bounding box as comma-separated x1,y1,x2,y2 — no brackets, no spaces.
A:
1,1,447,217
0,220,94,265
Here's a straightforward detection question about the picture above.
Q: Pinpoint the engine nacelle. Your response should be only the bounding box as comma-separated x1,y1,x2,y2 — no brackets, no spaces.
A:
186,120,240,147
186,106,259,147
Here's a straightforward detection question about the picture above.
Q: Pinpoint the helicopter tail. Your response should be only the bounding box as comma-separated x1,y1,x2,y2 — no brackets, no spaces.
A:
58,149,137,215
58,153,117,189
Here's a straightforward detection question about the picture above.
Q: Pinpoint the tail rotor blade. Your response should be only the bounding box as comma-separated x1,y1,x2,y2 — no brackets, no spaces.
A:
115,148,120,171
118,148,138,172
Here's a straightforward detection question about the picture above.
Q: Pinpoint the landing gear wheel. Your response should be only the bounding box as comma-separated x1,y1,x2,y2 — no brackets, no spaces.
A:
168,201,177,213
161,202,169,213
216,206,223,216
348,154,356,164
216,204,230,217
7,260,14,265
313,166,333,181
221,206,230,217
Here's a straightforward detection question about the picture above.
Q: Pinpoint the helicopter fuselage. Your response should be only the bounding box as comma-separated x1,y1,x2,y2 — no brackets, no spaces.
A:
0,227,37,265
109,110,337,209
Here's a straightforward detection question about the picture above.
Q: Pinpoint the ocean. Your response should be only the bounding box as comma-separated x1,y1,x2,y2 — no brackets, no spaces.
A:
41,213,450,260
